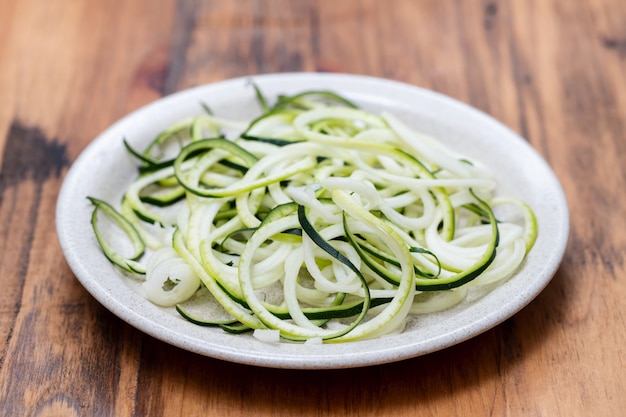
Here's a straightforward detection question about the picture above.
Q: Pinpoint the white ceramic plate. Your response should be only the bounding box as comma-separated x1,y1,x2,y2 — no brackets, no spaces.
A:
56,73,569,369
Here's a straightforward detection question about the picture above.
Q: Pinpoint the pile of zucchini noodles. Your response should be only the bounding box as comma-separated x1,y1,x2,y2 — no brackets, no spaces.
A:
89,85,537,343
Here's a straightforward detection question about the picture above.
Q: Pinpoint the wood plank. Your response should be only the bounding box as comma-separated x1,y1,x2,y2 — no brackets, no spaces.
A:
0,0,625,415
0,0,175,414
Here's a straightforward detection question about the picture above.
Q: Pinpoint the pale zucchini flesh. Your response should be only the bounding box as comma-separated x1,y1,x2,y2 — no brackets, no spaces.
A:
87,85,538,343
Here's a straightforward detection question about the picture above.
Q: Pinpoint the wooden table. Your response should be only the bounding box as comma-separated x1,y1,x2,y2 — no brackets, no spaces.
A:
1,0,624,415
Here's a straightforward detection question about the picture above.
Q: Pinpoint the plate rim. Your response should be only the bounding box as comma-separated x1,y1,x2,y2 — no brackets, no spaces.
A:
56,72,569,369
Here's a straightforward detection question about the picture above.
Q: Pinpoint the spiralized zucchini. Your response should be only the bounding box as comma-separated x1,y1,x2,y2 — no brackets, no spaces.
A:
88,86,537,343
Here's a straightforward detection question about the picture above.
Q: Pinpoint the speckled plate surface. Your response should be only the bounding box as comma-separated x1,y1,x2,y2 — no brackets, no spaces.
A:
56,73,569,369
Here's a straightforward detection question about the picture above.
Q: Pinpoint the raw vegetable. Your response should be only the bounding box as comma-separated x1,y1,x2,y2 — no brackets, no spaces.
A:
88,84,537,343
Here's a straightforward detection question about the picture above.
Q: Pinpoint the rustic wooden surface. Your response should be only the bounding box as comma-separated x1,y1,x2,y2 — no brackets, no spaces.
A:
1,0,625,415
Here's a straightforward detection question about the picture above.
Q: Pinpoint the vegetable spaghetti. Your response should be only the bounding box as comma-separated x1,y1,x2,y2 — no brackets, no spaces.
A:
88,86,537,343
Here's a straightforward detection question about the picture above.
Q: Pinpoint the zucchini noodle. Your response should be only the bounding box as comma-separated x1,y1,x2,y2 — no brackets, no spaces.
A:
88,85,538,343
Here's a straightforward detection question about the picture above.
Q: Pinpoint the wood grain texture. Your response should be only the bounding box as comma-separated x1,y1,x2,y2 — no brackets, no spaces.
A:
1,0,625,415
